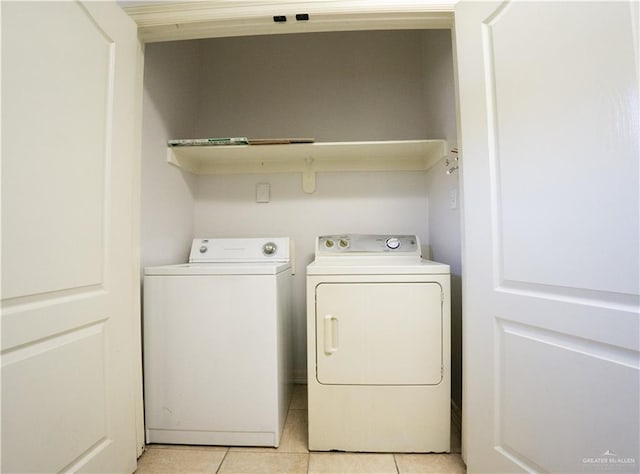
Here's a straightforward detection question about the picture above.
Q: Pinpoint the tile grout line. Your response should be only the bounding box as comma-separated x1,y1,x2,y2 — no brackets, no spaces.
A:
215,448,230,474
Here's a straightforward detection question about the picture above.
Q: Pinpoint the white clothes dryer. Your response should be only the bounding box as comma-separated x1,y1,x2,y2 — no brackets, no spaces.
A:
143,237,292,447
307,234,450,453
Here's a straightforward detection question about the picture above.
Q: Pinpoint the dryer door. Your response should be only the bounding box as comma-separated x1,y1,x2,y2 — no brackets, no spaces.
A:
315,282,442,385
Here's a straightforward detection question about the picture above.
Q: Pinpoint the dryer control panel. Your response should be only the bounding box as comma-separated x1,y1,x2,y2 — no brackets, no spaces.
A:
316,234,420,256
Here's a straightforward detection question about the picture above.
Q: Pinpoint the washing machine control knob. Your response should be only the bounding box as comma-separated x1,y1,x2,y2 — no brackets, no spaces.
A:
385,237,401,250
263,242,277,256
199,245,208,253
324,239,335,248
339,239,349,248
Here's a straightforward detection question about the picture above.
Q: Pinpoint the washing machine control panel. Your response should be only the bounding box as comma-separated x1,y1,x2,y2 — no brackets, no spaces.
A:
317,234,420,256
189,237,290,263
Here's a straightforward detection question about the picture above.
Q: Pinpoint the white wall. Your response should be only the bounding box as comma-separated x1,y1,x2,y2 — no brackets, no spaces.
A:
141,41,200,268
422,30,458,147
423,30,463,408
426,160,462,407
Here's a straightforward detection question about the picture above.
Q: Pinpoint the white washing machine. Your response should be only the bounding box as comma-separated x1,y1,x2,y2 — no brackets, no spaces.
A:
143,237,292,447
307,234,450,453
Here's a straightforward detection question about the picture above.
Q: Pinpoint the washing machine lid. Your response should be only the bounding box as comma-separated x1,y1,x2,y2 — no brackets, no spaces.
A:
144,261,291,276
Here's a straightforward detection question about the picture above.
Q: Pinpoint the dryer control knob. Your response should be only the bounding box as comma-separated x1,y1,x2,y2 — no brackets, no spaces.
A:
199,245,208,253
385,237,401,250
324,240,335,248
339,239,349,248
263,242,277,256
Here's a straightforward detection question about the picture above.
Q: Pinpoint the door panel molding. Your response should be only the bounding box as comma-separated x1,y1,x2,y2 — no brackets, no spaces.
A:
1,318,108,362
495,319,639,472
481,1,640,296
1,1,117,302
496,280,639,311
1,323,109,473
1,289,108,351
59,437,112,474
496,318,639,373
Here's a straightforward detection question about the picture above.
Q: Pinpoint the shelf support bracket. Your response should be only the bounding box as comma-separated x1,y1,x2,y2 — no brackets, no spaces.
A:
302,157,316,193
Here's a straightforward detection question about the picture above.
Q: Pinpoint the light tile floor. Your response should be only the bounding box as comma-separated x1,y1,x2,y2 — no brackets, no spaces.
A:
136,385,466,473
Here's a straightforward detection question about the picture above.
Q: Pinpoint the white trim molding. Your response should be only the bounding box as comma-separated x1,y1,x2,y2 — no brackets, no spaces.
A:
120,1,455,42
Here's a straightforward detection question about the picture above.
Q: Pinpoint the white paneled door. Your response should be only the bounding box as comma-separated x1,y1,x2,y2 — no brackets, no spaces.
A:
456,1,639,473
1,2,142,472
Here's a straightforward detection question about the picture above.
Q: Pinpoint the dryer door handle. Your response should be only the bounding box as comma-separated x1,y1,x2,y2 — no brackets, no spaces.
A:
324,315,339,355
